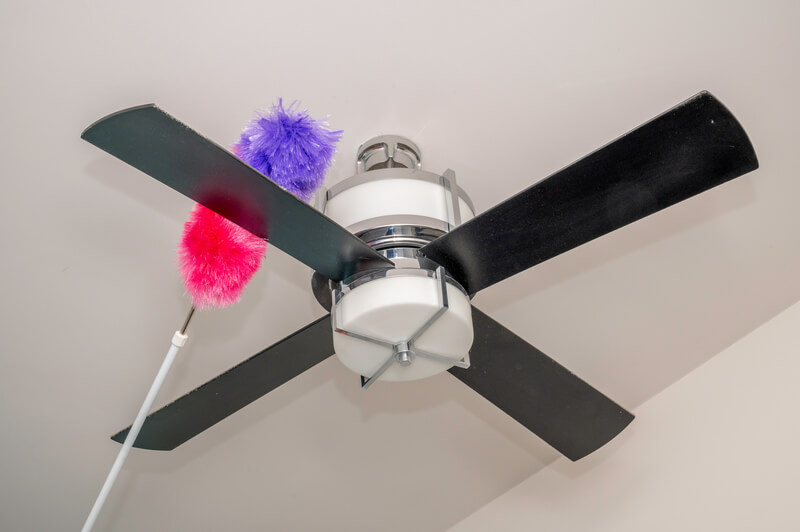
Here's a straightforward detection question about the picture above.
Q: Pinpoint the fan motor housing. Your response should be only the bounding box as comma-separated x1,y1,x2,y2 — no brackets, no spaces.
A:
313,135,476,382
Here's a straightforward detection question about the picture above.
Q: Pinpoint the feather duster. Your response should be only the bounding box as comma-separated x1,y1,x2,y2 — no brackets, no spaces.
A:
232,99,342,201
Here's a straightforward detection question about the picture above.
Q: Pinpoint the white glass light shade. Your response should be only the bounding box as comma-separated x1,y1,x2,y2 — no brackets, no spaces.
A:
333,274,473,381
325,170,475,230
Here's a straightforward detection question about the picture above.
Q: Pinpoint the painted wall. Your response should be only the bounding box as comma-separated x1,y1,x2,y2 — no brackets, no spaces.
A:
450,299,800,531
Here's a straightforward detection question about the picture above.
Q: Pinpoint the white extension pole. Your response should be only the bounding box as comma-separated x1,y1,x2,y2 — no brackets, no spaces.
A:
82,308,194,532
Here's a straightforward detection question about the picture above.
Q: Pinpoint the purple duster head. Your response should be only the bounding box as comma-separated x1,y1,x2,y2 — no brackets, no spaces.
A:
233,100,343,201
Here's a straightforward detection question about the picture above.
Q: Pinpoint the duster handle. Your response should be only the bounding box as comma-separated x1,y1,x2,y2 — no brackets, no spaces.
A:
81,307,195,531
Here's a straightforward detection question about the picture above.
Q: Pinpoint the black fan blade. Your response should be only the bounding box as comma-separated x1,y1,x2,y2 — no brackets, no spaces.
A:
112,315,333,450
82,105,392,281
449,307,634,461
421,91,758,294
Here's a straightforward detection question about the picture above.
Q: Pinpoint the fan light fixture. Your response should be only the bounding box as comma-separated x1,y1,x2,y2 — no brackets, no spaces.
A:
314,136,476,387
82,91,758,459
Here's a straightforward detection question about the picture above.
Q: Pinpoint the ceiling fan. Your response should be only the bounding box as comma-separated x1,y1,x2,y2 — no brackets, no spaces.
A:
81,91,758,462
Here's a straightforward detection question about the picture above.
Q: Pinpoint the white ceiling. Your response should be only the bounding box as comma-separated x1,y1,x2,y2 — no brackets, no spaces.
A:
1,1,798,530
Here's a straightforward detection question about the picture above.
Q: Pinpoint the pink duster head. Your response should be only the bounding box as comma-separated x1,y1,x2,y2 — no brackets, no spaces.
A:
178,204,267,310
